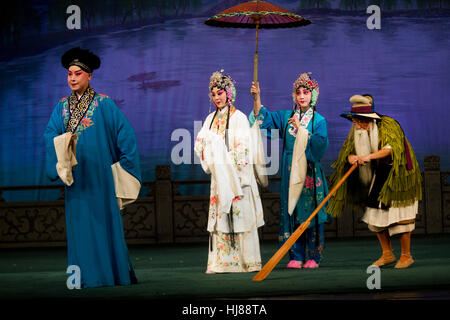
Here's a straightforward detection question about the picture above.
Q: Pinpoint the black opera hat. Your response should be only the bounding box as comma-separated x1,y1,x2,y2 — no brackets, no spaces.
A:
61,47,101,73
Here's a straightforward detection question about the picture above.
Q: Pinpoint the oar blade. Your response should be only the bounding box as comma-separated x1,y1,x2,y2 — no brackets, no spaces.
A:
251,163,358,282
252,223,309,281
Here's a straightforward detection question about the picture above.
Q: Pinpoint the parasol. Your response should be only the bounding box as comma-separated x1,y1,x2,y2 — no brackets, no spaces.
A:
205,0,311,103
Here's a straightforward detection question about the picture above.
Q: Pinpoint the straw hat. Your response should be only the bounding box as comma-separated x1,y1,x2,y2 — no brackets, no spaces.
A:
340,94,382,121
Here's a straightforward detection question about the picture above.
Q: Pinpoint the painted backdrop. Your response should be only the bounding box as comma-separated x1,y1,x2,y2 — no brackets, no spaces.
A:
0,0,449,201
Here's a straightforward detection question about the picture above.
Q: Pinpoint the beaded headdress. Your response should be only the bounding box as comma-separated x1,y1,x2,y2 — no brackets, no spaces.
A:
209,69,236,105
292,72,319,107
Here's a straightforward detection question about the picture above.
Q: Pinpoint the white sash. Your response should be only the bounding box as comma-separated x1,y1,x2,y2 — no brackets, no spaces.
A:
250,121,268,187
203,131,244,214
288,126,310,215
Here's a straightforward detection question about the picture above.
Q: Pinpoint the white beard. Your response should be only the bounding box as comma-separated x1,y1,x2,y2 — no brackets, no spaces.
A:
354,121,379,186
368,120,379,154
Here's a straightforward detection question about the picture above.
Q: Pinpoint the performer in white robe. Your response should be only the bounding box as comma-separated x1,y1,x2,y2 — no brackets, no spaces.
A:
194,70,264,273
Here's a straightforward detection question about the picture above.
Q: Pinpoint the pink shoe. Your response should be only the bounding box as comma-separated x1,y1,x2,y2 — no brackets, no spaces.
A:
286,260,303,269
303,260,319,269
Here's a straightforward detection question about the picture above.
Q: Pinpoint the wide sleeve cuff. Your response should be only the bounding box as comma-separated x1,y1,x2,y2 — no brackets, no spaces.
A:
54,132,77,186
248,105,265,126
111,161,141,210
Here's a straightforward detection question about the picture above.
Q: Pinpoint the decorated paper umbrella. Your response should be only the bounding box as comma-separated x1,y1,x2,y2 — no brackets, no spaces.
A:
205,0,311,91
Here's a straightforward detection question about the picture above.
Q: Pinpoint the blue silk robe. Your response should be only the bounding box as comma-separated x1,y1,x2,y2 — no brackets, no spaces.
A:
44,93,141,288
250,106,331,257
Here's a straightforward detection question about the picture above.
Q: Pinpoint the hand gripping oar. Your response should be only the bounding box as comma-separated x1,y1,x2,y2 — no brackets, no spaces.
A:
253,162,358,281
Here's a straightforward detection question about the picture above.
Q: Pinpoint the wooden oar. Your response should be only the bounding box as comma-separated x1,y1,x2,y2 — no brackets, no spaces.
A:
253,162,358,281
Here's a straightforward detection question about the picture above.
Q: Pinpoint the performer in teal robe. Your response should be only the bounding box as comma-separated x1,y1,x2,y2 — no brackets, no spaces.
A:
44,47,141,288
249,73,330,268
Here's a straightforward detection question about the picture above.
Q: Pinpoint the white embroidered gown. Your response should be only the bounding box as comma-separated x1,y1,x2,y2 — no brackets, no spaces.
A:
194,106,265,273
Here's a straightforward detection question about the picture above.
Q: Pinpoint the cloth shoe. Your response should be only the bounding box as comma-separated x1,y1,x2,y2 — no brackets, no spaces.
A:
286,260,303,269
303,259,319,269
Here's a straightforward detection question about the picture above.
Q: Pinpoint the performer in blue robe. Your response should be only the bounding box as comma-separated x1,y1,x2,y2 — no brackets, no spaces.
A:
249,73,330,269
44,47,141,288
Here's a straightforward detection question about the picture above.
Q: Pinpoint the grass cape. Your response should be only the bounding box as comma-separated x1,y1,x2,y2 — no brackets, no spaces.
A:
326,116,422,217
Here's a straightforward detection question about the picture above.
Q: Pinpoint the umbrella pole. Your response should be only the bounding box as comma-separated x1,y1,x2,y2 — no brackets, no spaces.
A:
254,21,259,83
253,20,260,108
252,163,358,282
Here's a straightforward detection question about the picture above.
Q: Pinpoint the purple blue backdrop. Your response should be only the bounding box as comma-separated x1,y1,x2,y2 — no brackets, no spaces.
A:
1,0,449,201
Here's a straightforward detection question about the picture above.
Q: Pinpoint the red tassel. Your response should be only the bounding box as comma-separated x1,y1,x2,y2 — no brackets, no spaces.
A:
404,137,413,170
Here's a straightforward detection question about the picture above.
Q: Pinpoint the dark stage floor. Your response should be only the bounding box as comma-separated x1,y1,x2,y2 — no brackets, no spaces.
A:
1,234,449,301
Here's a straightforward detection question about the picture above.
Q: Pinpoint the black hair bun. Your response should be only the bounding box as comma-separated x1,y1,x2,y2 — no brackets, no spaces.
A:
61,47,101,71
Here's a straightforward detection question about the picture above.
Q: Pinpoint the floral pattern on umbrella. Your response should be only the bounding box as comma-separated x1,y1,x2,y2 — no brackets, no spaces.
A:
205,0,311,28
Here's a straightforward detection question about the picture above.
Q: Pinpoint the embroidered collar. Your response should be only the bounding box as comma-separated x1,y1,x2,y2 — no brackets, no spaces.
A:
66,85,96,133
288,107,313,137
210,105,236,134
217,106,228,120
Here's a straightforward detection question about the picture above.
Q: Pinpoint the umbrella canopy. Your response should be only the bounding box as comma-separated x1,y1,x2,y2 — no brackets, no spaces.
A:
205,0,311,28
205,0,311,95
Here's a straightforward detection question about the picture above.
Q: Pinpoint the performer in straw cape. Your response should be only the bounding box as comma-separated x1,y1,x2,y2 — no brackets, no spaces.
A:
326,94,422,269
250,73,331,269
194,70,264,274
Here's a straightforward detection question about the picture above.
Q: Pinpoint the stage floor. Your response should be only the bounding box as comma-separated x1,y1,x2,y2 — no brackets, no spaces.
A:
1,234,449,301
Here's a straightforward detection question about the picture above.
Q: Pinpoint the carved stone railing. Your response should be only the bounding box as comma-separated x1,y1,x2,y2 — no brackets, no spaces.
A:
0,156,448,248
0,182,156,247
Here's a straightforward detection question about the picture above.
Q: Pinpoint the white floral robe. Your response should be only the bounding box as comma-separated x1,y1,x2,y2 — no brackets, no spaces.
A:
195,106,265,273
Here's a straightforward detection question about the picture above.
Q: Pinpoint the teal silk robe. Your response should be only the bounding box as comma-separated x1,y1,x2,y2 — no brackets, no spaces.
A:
44,93,141,288
249,106,331,247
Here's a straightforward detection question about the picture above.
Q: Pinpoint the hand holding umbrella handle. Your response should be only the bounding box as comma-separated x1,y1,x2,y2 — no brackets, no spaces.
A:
251,81,262,116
